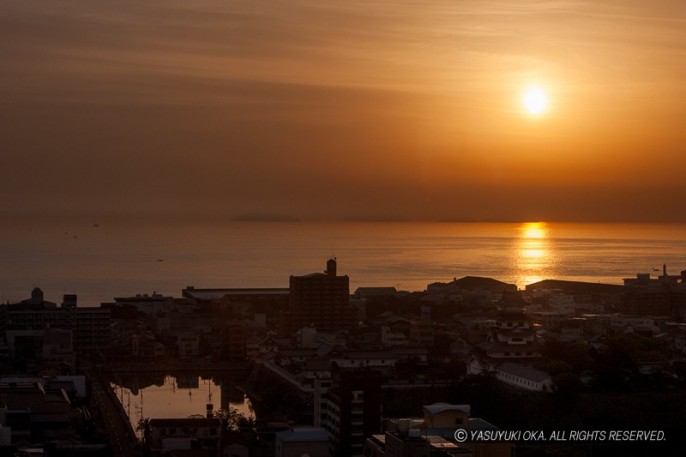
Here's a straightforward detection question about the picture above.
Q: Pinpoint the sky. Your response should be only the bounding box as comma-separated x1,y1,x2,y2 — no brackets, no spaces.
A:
3,0,686,222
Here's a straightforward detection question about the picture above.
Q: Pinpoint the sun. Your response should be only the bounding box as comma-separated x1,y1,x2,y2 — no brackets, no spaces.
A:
522,222,547,239
522,86,548,115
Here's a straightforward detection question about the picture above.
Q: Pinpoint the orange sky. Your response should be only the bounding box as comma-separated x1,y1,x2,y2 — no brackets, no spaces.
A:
3,0,686,221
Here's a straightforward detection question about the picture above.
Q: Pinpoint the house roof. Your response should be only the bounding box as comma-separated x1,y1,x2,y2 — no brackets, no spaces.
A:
525,279,623,295
279,348,317,357
296,272,329,279
487,342,540,354
276,427,330,442
497,363,550,383
468,417,499,431
315,344,335,358
182,288,289,300
423,403,471,416
335,350,397,360
497,308,530,320
392,346,428,356
494,328,536,338
304,359,332,371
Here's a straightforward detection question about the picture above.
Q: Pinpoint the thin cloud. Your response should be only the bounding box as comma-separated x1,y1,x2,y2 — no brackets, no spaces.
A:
2,0,686,221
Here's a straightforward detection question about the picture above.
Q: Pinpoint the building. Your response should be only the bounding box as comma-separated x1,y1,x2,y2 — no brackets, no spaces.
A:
486,308,540,360
0,289,110,358
320,367,382,457
72,306,111,352
217,324,247,361
427,277,517,305
1,288,69,331
410,306,434,346
495,362,554,392
284,259,356,333
364,430,464,457
275,427,330,457
108,292,177,314
622,266,686,318
0,381,72,444
183,287,290,303
364,403,511,457
427,276,517,295
176,332,200,359
148,417,221,456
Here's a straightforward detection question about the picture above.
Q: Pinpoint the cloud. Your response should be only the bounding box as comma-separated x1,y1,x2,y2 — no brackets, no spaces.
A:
2,0,686,221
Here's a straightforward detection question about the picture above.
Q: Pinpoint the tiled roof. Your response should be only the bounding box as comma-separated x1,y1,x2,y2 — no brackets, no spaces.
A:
497,362,550,383
423,403,471,416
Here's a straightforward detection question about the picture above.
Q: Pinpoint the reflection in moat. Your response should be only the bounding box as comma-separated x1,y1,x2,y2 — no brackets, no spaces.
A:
515,222,557,287
111,374,253,436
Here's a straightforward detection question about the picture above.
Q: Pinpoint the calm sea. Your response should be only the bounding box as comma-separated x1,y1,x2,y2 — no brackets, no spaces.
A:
2,221,686,305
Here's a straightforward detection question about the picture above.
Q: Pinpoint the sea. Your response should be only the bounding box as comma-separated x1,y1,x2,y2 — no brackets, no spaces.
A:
2,221,686,306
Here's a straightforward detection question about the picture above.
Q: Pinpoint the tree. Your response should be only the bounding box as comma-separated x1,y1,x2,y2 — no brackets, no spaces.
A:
136,417,152,445
213,408,254,431
236,415,257,430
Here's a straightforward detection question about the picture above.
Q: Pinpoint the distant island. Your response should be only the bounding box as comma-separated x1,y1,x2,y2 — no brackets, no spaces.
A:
230,213,301,222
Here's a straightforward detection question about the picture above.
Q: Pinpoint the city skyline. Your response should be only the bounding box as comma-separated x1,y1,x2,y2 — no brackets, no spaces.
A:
4,1,686,222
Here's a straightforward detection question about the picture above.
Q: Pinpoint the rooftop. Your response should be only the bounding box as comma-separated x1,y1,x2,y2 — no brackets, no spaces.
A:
182,287,289,300
430,276,517,292
423,403,471,416
497,362,550,383
526,279,624,294
276,427,330,442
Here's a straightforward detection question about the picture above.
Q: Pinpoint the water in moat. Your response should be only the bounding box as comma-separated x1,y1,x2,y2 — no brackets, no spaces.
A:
110,373,253,435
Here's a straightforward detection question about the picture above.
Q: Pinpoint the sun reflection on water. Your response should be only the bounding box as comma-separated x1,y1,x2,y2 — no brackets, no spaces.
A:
515,222,556,287
522,223,547,239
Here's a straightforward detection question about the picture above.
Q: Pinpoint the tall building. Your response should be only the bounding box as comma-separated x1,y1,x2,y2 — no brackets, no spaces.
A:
623,266,686,318
285,259,356,333
320,367,383,457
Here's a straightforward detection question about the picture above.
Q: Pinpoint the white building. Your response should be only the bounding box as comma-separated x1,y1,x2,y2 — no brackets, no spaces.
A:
495,363,553,392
